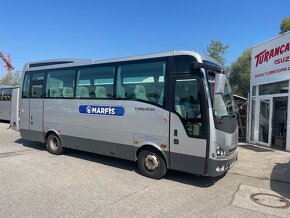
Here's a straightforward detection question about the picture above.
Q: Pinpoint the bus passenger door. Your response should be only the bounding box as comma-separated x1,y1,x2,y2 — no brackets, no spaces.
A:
29,79,44,142
169,76,207,175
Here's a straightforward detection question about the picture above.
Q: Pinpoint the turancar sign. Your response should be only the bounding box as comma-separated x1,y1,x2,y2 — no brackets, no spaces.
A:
251,31,290,86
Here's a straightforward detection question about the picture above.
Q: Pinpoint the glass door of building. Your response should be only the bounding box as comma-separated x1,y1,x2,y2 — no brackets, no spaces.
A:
258,98,273,146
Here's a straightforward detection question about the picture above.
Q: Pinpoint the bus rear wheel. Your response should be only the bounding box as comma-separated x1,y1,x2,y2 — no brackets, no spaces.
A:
138,149,167,179
46,133,64,155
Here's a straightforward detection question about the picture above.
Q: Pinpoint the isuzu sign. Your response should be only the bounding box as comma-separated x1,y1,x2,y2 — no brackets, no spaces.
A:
251,31,290,86
79,105,125,116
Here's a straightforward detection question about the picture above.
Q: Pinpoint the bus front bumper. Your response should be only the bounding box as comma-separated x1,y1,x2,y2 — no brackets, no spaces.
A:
206,149,238,177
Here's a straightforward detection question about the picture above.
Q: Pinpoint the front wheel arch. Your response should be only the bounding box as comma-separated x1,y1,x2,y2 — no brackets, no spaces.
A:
136,145,168,166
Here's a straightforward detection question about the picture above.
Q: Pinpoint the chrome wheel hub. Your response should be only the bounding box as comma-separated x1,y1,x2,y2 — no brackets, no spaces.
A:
144,154,159,171
50,136,59,150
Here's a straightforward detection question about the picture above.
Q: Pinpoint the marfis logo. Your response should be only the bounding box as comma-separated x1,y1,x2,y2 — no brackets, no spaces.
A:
255,42,290,67
79,105,125,116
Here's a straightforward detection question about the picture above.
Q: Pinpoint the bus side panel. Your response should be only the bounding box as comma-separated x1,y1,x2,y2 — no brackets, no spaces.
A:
20,99,30,140
43,99,134,160
43,99,169,161
0,101,11,121
10,88,20,131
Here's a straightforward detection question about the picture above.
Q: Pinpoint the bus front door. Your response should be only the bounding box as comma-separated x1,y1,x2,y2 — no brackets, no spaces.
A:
169,76,207,175
29,80,44,142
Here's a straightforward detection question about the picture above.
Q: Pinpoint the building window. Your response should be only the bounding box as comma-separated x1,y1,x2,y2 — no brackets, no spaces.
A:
252,86,256,96
259,81,289,95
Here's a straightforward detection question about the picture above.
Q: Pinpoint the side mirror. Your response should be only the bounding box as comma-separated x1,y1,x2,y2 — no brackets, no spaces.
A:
214,73,226,94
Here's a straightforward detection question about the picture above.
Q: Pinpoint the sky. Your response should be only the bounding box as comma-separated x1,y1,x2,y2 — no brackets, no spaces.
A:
0,0,289,77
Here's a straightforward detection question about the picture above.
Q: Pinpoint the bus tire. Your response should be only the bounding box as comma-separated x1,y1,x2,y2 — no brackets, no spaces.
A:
138,149,167,179
46,133,64,155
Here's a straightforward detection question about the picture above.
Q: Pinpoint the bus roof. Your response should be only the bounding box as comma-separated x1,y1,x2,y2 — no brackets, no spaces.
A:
23,50,223,71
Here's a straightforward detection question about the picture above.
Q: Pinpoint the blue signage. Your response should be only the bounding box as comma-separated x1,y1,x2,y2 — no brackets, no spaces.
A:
79,105,125,116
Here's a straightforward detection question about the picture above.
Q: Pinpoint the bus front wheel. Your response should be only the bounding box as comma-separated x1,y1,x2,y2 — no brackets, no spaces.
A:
46,133,64,155
138,149,167,179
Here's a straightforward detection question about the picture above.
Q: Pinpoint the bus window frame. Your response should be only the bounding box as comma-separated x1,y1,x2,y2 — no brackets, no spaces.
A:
170,73,209,140
115,57,169,108
21,56,171,110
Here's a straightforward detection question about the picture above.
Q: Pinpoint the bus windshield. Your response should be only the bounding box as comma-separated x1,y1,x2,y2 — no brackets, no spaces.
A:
206,71,235,119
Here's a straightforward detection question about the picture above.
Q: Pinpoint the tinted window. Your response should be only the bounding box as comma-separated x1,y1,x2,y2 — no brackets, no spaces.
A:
174,78,203,137
117,61,166,106
31,84,43,98
32,72,45,80
22,73,31,98
46,69,75,98
76,66,115,99
174,55,196,73
0,89,12,101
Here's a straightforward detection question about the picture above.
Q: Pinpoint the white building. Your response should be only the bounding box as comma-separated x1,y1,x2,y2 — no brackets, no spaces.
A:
248,31,290,151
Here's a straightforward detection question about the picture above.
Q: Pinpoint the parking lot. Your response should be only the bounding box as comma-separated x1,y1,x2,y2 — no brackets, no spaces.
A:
1,122,290,217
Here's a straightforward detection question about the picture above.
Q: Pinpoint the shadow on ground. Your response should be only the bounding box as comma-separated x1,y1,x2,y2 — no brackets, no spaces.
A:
270,161,290,200
15,138,222,187
0,120,10,124
15,138,46,151
238,144,274,153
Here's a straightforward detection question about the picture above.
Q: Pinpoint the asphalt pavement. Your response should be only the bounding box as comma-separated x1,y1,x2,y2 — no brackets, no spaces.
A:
0,122,290,217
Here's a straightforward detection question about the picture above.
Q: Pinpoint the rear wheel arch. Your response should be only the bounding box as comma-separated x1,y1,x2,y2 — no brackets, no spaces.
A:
45,130,61,140
46,130,65,155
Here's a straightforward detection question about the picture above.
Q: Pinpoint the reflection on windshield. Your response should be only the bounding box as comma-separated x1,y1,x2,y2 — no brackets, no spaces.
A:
207,71,235,119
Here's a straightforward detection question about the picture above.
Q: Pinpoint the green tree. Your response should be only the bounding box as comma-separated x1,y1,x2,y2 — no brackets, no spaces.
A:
0,71,22,86
229,49,251,97
280,17,290,34
207,40,229,67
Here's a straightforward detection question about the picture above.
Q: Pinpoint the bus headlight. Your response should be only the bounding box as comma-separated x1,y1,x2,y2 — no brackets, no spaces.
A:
216,146,225,156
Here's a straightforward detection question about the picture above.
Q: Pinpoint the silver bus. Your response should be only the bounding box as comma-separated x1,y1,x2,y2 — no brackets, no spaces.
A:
15,51,238,179
0,86,19,121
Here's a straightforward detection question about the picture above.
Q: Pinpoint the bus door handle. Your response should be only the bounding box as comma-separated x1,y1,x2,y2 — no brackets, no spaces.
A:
31,115,33,125
173,129,179,144
174,129,178,136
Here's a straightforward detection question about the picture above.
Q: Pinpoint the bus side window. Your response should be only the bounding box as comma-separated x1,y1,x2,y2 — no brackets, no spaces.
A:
31,85,43,98
22,73,31,98
46,69,75,99
117,61,166,106
77,66,114,99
